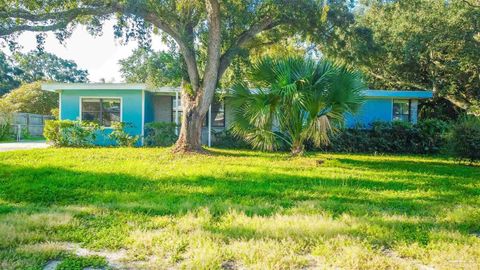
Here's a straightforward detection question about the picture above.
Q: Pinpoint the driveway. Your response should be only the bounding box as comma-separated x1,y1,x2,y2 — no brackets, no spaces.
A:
0,141,49,152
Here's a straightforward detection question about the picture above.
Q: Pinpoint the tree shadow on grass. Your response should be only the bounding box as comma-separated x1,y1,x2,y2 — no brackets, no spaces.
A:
337,158,480,196
0,159,479,255
0,161,477,218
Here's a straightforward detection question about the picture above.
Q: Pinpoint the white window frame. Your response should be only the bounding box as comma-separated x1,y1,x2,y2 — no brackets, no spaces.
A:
79,96,123,128
392,99,411,122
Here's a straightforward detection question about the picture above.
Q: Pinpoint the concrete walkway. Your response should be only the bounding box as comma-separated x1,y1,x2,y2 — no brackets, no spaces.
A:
0,141,49,152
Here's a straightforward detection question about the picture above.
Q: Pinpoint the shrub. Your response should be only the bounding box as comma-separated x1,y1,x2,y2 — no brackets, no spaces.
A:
144,122,178,146
415,119,450,153
449,116,480,163
323,119,450,154
44,120,99,147
0,100,13,141
109,122,140,147
212,129,250,149
44,120,73,145
0,116,12,141
0,120,12,141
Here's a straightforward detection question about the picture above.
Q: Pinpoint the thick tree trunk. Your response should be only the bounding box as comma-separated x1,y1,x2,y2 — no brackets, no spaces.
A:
172,108,205,153
172,91,209,153
172,0,221,154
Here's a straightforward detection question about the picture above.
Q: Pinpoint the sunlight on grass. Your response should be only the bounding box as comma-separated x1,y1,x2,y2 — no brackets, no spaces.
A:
0,148,479,269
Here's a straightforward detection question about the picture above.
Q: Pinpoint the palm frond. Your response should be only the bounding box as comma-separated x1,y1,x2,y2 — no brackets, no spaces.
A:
230,56,365,153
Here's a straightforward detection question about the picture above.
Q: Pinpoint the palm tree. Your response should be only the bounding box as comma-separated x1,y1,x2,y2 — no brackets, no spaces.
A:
230,57,365,155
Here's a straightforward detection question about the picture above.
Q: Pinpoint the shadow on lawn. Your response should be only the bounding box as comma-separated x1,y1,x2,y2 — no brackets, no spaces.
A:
0,156,479,251
0,159,478,218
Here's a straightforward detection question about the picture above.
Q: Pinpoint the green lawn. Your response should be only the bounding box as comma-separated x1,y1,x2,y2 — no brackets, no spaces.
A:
0,148,479,269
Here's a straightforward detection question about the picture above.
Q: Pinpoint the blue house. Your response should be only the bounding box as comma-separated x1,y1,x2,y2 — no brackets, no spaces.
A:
42,83,433,146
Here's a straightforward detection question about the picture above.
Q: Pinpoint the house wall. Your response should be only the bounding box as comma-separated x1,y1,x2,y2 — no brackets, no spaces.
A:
345,98,393,127
58,90,422,146
153,95,172,122
345,98,420,127
60,89,143,145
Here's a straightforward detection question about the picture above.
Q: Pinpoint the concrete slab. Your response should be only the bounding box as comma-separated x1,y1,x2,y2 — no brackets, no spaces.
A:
0,141,49,152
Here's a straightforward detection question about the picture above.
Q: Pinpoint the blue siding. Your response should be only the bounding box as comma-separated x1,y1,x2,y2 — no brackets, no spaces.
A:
60,90,143,146
345,98,393,127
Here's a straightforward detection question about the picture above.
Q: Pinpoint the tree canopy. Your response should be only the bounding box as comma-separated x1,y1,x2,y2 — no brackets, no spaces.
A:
13,50,89,83
119,47,184,86
0,52,21,95
320,0,480,115
0,50,89,95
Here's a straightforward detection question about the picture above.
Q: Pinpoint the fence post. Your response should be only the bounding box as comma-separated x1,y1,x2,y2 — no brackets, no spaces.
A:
17,124,21,141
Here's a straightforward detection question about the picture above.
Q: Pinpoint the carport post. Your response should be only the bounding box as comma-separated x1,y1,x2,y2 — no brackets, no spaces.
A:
175,90,179,135
208,105,211,147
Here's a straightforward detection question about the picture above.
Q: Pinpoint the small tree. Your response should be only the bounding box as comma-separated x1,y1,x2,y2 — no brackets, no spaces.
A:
0,82,58,115
231,57,365,155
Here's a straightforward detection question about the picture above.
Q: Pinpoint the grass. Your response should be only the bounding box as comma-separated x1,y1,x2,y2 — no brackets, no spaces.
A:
0,148,479,269
0,136,45,143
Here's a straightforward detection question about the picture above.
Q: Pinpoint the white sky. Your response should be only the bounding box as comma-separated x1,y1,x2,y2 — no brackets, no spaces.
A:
0,19,168,83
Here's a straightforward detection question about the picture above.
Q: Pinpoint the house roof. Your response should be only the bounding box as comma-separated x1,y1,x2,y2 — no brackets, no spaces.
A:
41,83,433,99
362,90,433,99
41,83,181,93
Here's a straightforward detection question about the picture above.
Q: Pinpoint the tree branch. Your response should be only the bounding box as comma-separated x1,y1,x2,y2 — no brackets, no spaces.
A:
1,4,202,91
461,0,480,8
0,7,107,22
368,71,427,90
201,0,222,109
0,21,69,36
218,17,279,79
126,4,200,92
0,6,114,37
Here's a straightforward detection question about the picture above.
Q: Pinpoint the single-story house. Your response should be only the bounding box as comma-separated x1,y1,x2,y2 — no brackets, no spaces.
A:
41,83,433,146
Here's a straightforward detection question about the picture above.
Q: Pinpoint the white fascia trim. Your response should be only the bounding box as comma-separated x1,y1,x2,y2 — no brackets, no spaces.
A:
42,83,148,92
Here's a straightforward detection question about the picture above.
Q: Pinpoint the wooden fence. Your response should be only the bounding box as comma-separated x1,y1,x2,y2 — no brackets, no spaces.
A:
11,113,54,140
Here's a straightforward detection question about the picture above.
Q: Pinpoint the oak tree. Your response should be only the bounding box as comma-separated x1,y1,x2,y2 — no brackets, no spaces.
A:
0,0,349,152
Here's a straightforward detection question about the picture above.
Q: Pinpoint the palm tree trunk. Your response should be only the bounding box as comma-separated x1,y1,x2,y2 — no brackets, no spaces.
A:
291,141,305,156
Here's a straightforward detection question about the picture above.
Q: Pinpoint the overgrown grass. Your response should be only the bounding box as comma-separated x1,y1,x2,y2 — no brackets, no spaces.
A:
0,148,479,269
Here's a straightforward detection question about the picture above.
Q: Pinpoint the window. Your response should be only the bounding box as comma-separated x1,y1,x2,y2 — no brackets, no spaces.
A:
211,99,225,127
171,97,225,127
393,99,410,122
81,98,121,127
171,96,182,124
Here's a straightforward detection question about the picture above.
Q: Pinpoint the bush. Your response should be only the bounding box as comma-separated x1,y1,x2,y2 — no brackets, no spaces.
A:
44,120,99,147
0,100,14,141
212,129,251,149
449,116,480,163
323,119,450,154
0,120,12,141
415,119,450,153
144,122,178,146
109,122,140,147
0,116,12,141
